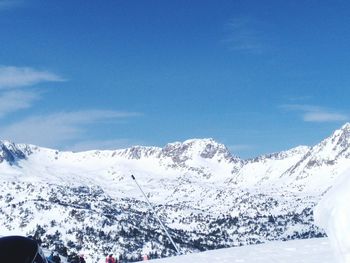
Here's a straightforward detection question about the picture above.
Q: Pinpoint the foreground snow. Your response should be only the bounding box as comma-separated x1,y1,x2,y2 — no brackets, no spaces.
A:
151,238,334,263
41,238,335,263
314,168,350,263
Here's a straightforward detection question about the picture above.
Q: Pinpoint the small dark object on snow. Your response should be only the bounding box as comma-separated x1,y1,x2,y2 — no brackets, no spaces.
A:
0,235,48,263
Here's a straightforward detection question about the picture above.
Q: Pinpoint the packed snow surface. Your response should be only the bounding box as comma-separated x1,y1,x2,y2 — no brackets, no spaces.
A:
41,238,335,263
314,168,350,263
149,238,335,263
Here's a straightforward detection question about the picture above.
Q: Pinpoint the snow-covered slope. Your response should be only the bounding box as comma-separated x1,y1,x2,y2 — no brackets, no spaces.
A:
281,123,350,192
314,167,350,263
1,123,350,262
153,238,335,263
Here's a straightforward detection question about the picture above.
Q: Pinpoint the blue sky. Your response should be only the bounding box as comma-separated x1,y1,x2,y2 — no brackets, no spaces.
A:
0,0,349,158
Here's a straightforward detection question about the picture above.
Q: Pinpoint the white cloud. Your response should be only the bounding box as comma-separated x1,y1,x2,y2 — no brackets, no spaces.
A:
0,90,40,117
281,104,348,123
0,110,141,147
0,65,141,150
0,66,65,89
280,104,320,112
303,112,347,122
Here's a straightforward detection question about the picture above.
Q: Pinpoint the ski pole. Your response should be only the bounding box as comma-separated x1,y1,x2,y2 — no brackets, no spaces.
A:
131,174,181,255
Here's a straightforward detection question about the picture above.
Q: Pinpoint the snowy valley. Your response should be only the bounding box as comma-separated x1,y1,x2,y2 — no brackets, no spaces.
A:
1,123,350,262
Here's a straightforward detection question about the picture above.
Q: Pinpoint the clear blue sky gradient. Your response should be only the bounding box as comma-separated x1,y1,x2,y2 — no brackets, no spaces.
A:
0,0,349,158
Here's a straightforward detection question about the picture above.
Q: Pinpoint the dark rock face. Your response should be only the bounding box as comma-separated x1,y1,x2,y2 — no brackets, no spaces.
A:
161,142,191,163
0,141,28,164
160,139,239,165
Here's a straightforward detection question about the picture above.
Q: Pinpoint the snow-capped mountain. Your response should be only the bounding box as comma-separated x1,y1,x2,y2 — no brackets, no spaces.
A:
281,123,350,191
1,123,350,262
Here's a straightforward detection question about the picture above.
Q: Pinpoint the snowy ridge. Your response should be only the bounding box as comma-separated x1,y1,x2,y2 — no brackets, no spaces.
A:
1,123,350,262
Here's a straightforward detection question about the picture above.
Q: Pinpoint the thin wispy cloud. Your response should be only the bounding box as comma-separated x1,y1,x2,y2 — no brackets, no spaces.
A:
223,17,266,53
303,112,348,122
0,110,142,148
0,90,40,118
68,139,141,152
281,104,348,123
0,66,65,89
286,96,313,103
0,0,22,10
0,65,141,150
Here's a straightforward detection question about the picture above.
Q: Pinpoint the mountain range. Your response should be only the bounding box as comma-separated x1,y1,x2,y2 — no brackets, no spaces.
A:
1,123,350,262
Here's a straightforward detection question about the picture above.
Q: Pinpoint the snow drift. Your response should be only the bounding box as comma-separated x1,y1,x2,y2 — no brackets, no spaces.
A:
314,168,350,263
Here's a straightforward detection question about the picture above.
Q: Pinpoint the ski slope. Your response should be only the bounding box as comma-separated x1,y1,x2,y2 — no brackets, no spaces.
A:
45,238,334,263
51,237,334,263
151,238,335,263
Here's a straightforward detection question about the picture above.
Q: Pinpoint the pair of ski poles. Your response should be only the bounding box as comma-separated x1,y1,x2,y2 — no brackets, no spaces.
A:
131,175,181,256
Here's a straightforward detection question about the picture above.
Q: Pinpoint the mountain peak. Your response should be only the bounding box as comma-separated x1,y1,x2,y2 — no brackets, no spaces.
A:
0,139,13,146
0,140,29,164
331,122,350,141
117,145,161,159
299,122,350,164
161,138,236,162
334,123,350,149
341,122,350,131
182,137,219,145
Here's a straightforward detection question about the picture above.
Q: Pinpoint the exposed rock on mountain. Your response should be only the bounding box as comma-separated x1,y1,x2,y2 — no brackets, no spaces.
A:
1,123,350,262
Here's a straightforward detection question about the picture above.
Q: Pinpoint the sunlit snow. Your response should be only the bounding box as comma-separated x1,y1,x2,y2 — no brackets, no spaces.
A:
314,168,350,263
122,238,335,263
